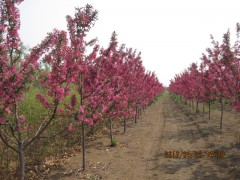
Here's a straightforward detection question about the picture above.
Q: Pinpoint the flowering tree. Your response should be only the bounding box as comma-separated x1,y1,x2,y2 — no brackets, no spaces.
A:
169,25,240,129
0,0,39,178
0,0,79,179
0,1,164,178
230,23,240,112
65,4,99,170
90,32,130,145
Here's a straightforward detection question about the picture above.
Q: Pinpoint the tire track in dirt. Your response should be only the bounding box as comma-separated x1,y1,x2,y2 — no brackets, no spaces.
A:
143,98,166,179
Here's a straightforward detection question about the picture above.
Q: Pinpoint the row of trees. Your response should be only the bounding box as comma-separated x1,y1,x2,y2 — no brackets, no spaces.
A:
168,23,240,129
0,0,164,179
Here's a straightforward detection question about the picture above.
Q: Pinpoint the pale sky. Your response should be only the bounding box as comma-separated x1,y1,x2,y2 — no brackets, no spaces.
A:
18,0,240,86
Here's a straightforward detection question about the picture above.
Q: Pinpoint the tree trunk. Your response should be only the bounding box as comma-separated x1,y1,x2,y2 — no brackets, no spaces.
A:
196,101,199,113
79,74,86,170
202,102,205,113
137,107,140,118
220,99,224,129
18,141,25,180
123,117,126,134
134,106,138,123
109,118,113,146
90,126,94,135
81,121,86,170
208,100,211,121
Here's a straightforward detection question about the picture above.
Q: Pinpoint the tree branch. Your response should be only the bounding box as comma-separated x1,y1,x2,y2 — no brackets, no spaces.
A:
0,130,19,153
24,101,59,149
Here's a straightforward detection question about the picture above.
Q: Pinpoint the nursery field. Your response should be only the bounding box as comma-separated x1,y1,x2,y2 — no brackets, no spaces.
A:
46,94,240,180
1,1,240,179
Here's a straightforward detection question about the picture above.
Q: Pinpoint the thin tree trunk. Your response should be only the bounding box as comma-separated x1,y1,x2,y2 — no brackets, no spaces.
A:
90,126,94,135
123,117,126,134
137,107,141,119
134,106,138,123
19,141,25,180
192,99,194,110
79,74,86,170
109,118,113,146
202,102,205,113
220,99,224,129
196,101,199,113
208,100,211,121
81,121,86,170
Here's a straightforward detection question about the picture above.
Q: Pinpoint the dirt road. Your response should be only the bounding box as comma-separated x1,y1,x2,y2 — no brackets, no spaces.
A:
48,94,240,180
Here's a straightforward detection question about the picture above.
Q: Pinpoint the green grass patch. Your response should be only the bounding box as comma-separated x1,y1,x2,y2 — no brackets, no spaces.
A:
111,138,118,147
19,86,48,124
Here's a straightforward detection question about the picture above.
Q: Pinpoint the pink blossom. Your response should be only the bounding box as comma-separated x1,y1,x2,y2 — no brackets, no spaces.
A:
0,117,6,124
4,107,11,114
36,94,52,109
102,105,107,113
64,87,71,96
79,106,85,114
67,124,75,131
84,118,93,126
24,124,28,132
55,87,65,100
71,94,77,108
18,115,25,124
57,109,64,114
77,114,85,121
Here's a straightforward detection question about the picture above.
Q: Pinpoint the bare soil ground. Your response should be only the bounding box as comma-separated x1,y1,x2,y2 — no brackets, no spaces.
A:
46,94,240,180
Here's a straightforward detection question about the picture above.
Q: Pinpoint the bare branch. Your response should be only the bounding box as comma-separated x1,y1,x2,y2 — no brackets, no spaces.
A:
0,130,19,153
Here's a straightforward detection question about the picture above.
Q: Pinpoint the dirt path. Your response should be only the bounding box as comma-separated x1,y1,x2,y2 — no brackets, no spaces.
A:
148,96,230,180
47,94,240,180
